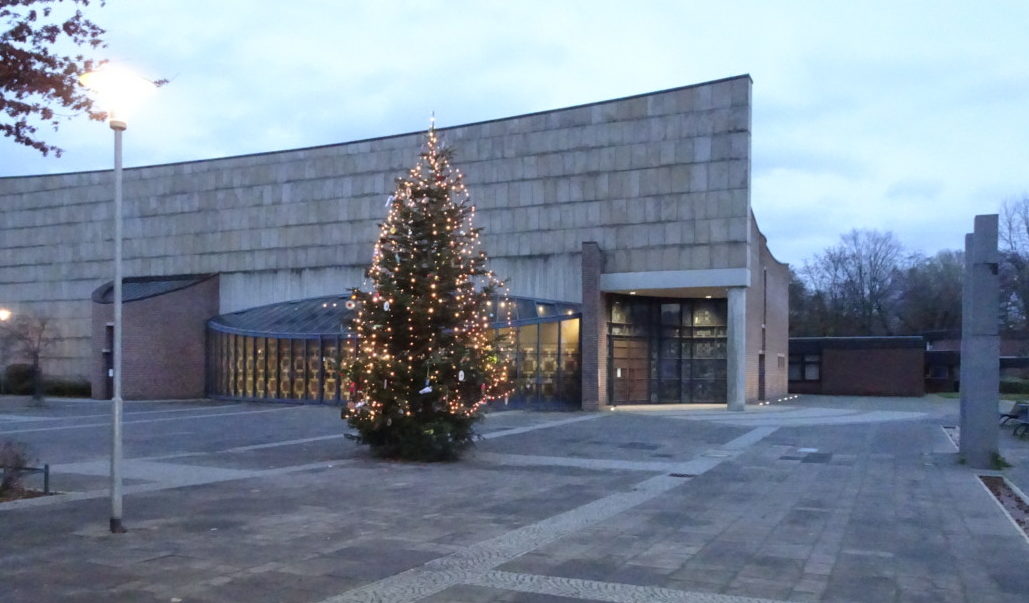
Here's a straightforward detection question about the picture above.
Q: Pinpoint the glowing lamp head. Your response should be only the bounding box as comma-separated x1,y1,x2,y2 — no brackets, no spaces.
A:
79,64,156,129
0,308,10,322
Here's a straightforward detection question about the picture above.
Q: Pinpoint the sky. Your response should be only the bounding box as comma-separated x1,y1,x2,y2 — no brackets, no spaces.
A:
2,0,1027,267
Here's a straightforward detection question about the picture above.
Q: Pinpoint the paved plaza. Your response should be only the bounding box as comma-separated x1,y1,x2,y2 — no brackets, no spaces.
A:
1,395,1027,602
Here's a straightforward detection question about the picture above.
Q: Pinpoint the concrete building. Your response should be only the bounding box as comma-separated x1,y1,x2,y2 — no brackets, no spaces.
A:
0,74,788,409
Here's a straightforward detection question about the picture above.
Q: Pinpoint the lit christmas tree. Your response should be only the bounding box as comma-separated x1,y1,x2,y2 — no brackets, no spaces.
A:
341,125,512,460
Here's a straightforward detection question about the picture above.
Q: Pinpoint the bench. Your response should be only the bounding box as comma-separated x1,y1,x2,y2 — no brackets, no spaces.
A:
1003,403,1029,437
0,463,50,494
1000,401,1028,425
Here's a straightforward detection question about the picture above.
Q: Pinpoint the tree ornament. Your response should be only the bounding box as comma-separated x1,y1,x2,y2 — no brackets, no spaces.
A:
384,301,391,311
345,300,356,310
458,370,465,382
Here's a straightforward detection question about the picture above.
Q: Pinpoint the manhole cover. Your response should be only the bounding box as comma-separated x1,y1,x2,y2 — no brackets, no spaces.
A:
801,452,833,464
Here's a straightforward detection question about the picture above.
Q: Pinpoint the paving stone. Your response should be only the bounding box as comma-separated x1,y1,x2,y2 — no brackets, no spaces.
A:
2,396,1029,602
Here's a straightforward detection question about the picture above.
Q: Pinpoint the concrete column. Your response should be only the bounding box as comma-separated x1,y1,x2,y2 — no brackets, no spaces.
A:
727,286,747,411
581,242,608,411
959,214,1000,469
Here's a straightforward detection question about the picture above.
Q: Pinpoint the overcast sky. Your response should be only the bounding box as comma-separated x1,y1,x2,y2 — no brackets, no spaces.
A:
2,0,1027,267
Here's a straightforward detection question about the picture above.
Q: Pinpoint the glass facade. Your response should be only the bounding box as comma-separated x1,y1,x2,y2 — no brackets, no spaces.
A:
207,295,581,407
207,333,357,404
608,294,728,404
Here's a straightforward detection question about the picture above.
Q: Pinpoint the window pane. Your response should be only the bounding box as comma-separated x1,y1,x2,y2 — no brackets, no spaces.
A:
244,336,255,398
292,340,306,399
692,379,725,403
267,338,279,398
660,338,680,358
559,319,580,403
658,359,679,379
692,300,727,327
660,303,680,326
788,362,802,382
804,364,820,381
539,322,558,401
611,299,631,324
694,339,726,359
516,324,538,401
658,379,680,403
340,338,356,401
516,299,536,321
255,337,267,398
692,359,726,381
278,339,292,399
307,340,321,400
220,333,230,395
323,339,339,401
235,335,245,397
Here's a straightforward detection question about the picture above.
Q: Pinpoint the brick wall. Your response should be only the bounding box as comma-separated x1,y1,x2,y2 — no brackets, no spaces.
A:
760,226,790,400
91,276,219,399
580,242,608,411
789,342,925,398
821,348,925,397
743,215,789,402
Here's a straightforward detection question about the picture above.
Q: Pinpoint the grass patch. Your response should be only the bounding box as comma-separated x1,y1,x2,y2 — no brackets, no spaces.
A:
993,452,1013,470
933,392,1029,401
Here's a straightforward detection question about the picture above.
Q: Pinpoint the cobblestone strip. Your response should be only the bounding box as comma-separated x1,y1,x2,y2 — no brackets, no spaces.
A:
471,570,785,603
0,460,347,511
473,451,678,473
320,426,778,603
479,413,604,439
0,405,303,435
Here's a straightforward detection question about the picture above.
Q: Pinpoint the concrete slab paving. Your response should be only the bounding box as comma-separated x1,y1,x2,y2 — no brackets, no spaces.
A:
1,394,1028,602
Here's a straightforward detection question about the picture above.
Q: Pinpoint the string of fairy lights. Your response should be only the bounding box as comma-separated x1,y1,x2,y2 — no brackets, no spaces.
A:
343,125,513,426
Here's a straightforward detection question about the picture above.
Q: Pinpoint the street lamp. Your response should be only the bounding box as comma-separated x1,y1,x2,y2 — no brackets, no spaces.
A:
79,64,155,534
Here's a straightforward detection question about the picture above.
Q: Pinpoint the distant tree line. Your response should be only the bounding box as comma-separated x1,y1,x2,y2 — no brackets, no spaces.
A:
790,196,1029,339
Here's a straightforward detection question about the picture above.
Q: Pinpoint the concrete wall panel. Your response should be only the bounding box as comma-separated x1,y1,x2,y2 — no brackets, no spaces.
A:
1,76,755,379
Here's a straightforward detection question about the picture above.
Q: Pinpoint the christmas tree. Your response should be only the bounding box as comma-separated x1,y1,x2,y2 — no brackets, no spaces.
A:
341,126,512,461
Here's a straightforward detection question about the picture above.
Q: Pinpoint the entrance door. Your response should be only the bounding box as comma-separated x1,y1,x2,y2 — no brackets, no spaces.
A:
758,352,766,401
611,337,649,403
608,295,728,404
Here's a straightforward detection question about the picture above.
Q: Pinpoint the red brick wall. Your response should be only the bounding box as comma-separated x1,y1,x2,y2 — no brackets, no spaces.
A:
745,215,789,402
92,276,219,400
580,242,608,410
820,348,925,397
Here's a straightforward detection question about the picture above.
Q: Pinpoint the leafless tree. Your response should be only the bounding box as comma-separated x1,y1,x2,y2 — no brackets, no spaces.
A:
800,229,908,335
999,196,1029,333
895,250,964,334
0,312,55,405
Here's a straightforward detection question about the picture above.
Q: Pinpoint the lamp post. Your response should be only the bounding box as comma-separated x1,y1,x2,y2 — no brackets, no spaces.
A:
79,65,154,534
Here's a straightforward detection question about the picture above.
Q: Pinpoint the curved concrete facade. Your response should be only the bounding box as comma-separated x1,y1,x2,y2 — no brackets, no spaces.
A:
0,74,786,405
